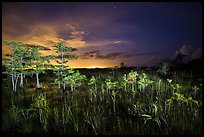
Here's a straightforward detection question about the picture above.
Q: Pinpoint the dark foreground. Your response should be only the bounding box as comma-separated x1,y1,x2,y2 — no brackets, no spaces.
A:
2,68,202,135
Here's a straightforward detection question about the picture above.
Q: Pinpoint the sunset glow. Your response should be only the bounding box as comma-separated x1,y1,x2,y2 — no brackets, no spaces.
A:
2,2,202,68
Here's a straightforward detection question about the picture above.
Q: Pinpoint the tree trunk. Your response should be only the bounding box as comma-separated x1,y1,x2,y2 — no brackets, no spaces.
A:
63,82,66,91
113,96,116,113
90,90,93,102
113,101,115,113
58,74,60,89
14,74,20,92
20,73,23,87
61,53,65,91
71,84,73,92
11,74,15,92
132,83,134,91
95,82,97,92
36,73,40,88
20,57,23,87
11,57,15,92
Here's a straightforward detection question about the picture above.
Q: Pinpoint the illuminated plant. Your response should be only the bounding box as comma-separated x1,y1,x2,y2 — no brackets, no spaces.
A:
192,85,199,98
166,92,199,106
105,79,118,93
111,89,118,113
53,41,77,91
166,92,199,116
132,102,145,116
141,103,167,131
31,93,50,132
169,83,182,94
63,69,86,92
122,74,128,91
84,104,104,135
157,62,170,76
167,79,172,84
127,70,138,92
138,73,154,91
89,76,97,91
192,85,199,92
3,57,20,92
25,45,55,89
3,41,28,91
88,76,97,102
105,79,118,113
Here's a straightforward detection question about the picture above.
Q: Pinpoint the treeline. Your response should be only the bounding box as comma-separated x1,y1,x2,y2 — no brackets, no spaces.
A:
2,40,85,92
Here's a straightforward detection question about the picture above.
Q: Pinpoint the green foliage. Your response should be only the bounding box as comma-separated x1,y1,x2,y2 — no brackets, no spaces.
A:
9,102,22,123
62,69,86,92
3,41,28,91
88,76,97,101
141,103,167,130
2,67,202,135
127,70,138,84
31,93,50,132
53,42,77,90
54,41,75,54
66,69,86,85
25,46,46,73
166,92,199,107
105,79,118,92
121,74,129,91
138,73,154,90
88,76,97,86
3,41,55,90
83,104,104,135
167,79,172,84
157,62,170,76
54,41,77,66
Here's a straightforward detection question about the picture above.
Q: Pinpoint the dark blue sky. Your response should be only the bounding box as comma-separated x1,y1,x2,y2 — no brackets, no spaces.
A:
2,2,202,68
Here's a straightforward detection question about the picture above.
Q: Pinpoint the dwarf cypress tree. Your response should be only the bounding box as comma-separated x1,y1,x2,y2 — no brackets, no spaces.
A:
53,41,77,91
3,41,28,91
25,45,55,89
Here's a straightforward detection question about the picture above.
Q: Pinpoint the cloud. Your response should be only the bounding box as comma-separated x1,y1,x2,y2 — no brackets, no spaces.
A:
25,43,51,50
80,50,126,59
124,52,162,67
70,31,86,40
173,45,202,61
132,51,159,57
113,41,122,44
64,39,86,49
80,49,160,61
4,3,200,68
57,22,89,42
176,45,193,56
55,54,78,59
80,50,103,59
76,39,132,54
65,23,77,31
192,48,202,59
2,2,135,59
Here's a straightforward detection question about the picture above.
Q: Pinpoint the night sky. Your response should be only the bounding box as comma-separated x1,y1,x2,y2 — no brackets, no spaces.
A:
2,2,202,68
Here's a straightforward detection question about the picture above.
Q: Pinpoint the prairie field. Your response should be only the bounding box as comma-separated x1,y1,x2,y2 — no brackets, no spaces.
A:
2,67,202,135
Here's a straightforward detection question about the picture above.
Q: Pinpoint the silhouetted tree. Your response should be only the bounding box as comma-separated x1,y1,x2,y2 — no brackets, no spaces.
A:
120,62,125,68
